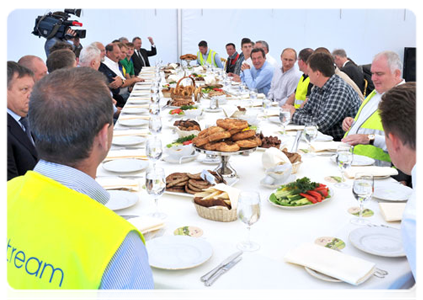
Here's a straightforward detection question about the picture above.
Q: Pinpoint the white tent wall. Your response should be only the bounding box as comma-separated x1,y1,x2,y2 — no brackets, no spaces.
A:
7,8,416,68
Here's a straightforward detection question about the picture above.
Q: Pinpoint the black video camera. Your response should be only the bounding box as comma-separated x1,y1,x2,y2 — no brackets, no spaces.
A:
32,9,86,40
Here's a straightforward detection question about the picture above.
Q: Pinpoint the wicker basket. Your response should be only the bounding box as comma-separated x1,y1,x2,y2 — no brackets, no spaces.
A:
291,161,302,174
193,202,237,222
170,76,196,102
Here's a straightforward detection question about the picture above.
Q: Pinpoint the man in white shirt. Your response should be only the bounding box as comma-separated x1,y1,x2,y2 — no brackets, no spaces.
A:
342,51,404,166
267,48,301,106
378,82,416,280
255,40,279,69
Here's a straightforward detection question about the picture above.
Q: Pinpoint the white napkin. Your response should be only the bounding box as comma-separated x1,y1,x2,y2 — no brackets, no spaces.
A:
204,75,217,85
167,74,182,83
96,177,141,192
284,243,376,285
192,66,204,73
262,147,291,169
128,216,165,234
221,104,238,118
105,149,147,161
345,166,398,179
202,184,240,210
310,141,347,152
168,63,178,69
379,203,406,222
113,129,149,137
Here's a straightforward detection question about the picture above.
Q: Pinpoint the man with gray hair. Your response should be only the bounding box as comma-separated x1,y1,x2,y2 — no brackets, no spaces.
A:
332,48,364,94
79,44,101,69
342,51,405,166
255,40,278,68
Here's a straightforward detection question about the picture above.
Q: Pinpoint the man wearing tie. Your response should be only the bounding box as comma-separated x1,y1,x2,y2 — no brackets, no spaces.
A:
7,61,38,180
132,36,157,76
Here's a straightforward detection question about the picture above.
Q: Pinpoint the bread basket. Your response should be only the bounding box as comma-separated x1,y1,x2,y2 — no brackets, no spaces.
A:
193,202,237,222
170,76,196,103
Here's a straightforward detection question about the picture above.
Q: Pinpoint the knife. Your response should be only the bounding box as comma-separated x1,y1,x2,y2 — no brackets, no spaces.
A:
200,250,243,282
204,257,242,286
291,130,303,153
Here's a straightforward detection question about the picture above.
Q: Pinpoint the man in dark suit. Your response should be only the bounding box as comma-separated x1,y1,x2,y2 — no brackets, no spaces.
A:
131,36,157,76
332,49,365,95
7,61,38,180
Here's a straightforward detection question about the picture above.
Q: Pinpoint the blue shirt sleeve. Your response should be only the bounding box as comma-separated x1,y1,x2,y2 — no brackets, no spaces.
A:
241,67,273,91
100,231,154,289
214,53,223,68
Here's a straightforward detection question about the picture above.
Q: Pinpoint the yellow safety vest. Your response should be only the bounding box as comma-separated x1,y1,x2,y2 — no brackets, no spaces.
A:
197,49,217,67
344,90,391,162
7,171,145,289
294,75,310,109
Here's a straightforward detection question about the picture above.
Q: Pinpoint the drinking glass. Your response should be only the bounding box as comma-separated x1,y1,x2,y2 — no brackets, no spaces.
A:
237,191,261,252
279,108,291,136
262,97,272,114
148,115,162,135
304,123,318,156
250,88,258,100
351,173,374,225
146,136,163,166
335,145,353,188
146,167,167,219
149,102,161,115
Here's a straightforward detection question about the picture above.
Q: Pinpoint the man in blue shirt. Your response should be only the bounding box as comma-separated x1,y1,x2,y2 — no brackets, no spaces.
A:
240,48,274,96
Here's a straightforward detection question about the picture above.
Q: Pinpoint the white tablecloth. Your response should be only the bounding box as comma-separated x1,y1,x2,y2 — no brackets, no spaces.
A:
98,68,414,291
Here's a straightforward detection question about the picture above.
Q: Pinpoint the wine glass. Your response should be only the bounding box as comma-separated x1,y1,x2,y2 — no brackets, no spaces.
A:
146,136,163,166
279,108,291,136
146,167,167,219
149,101,161,115
237,191,261,252
335,145,353,188
148,115,162,135
351,173,374,225
303,122,318,156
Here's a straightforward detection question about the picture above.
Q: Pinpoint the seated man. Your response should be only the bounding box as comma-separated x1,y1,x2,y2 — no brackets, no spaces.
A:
225,43,239,73
230,37,253,78
7,62,38,180
379,82,416,280
240,48,274,96
46,49,77,72
120,42,136,78
18,55,48,83
254,40,278,68
267,48,301,106
7,67,154,289
197,40,223,68
283,52,361,141
332,48,365,94
341,51,405,166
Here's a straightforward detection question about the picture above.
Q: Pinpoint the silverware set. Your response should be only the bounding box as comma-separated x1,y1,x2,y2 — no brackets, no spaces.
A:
200,251,243,286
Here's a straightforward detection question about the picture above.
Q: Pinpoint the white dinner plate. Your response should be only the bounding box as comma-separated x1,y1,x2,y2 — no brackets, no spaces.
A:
118,119,149,127
373,181,413,201
146,235,213,270
105,190,139,211
112,136,146,146
304,267,342,283
102,159,149,173
204,107,222,113
132,85,151,90
163,152,199,164
349,226,405,257
268,116,281,124
164,177,239,198
127,99,150,104
268,187,333,209
122,107,149,115
330,154,375,166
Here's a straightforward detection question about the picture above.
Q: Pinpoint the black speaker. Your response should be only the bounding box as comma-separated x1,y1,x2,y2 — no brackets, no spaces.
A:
403,47,416,82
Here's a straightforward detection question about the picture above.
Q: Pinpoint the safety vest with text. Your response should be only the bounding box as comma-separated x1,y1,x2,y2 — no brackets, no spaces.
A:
344,90,391,162
197,49,218,67
294,75,310,109
7,171,145,289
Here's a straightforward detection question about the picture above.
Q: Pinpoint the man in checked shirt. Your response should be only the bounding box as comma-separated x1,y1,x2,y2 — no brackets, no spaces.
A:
283,52,361,141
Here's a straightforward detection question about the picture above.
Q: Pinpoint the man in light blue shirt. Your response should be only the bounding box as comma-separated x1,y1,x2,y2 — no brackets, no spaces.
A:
240,48,274,96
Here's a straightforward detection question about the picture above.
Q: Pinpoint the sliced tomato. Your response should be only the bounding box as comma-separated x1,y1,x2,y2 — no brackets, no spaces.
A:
182,140,193,145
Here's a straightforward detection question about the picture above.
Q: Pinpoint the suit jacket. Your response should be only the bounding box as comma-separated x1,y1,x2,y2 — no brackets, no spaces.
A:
341,61,365,94
7,113,38,180
132,46,157,75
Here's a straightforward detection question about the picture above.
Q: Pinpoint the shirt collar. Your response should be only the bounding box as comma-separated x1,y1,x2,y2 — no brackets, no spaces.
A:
7,109,22,123
34,159,110,205
104,56,119,67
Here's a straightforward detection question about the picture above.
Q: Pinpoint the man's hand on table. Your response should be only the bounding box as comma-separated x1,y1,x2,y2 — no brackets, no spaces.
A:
341,134,370,146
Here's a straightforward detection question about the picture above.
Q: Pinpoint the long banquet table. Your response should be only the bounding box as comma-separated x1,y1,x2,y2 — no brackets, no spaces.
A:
97,66,415,292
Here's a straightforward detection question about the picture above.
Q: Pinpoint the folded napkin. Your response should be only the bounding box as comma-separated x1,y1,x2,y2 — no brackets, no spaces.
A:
105,149,147,161
128,216,165,234
167,74,182,83
345,166,398,179
119,115,150,121
262,147,291,169
192,66,204,73
204,75,217,85
168,63,178,69
284,243,376,285
113,129,149,137
379,203,406,222
257,93,265,99
96,177,140,192
221,104,238,118
310,141,347,152
286,124,305,131
202,184,240,209
124,104,149,108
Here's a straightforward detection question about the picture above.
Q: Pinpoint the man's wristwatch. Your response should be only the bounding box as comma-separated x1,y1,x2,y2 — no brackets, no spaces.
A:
368,134,375,145
121,78,126,86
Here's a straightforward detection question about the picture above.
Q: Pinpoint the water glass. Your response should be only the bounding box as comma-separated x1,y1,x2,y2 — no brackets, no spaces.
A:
237,191,261,252
335,145,353,188
250,88,258,100
149,102,161,115
146,136,163,166
149,115,162,135
279,108,291,135
146,167,167,219
351,173,374,225
304,123,318,156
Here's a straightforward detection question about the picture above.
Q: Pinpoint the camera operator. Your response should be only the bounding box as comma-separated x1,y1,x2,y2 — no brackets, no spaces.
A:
44,28,77,57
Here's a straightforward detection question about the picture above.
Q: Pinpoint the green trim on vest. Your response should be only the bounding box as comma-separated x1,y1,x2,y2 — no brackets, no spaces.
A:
294,75,310,109
197,50,217,67
345,90,391,162
7,171,144,289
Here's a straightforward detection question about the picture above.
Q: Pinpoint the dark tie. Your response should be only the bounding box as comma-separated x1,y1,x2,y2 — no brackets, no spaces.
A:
20,117,34,144
138,50,146,66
